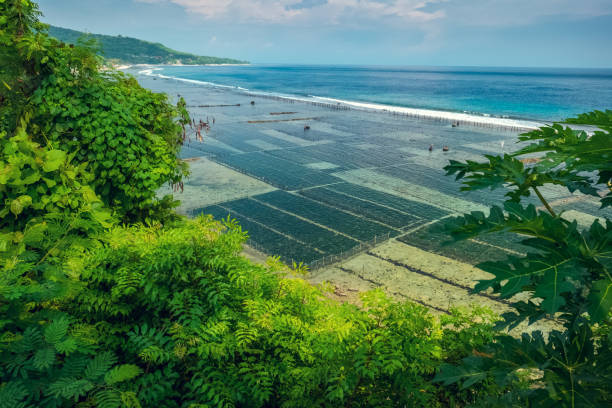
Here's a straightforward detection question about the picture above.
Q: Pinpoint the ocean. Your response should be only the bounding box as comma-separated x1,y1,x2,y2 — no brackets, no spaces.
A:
148,65,612,122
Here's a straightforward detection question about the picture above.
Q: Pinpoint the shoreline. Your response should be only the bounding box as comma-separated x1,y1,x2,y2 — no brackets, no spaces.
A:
118,63,250,70
312,96,544,131
137,66,546,131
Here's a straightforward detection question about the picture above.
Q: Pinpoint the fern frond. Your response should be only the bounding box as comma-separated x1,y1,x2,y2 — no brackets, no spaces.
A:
120,391,142,408
84,351,117,381
104,364,142,385
33,347,56,370
94,389,121,408
48,377,94,400
0,381,28,408
44,316,70,345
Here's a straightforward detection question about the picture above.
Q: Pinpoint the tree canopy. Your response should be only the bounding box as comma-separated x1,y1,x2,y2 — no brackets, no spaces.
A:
48,25,248,66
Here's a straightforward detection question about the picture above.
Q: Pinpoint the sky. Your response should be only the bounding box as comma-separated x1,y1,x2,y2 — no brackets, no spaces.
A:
37,0,612,67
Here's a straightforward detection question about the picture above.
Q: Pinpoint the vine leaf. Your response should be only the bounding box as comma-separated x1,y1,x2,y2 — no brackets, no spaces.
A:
42,149,67,172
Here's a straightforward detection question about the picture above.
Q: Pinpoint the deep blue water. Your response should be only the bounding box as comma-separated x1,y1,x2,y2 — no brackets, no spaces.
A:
155,65,612,121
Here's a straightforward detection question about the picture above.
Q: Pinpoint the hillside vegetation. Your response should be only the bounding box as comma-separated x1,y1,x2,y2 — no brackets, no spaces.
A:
48,25,248,65
1,1,610,407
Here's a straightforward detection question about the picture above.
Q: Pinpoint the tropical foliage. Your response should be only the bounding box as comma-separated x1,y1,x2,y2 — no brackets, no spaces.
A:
1,1,188,221
436,110,612,406
1,1,500,407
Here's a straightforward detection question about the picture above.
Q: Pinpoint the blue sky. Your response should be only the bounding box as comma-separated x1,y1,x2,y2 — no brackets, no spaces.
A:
37,0,612,67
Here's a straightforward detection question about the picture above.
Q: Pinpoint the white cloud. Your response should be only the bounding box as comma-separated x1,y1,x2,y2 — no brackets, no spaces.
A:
134,0,447,24
443,0,612,27
133,0,612,26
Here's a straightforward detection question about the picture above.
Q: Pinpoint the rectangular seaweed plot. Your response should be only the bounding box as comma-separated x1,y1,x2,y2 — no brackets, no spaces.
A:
398,220,524,265
215,152,341,190
203,125,262,153
193,205,322,263
377,163,532,207
299,187,420,229
254,190,396,241
182,139,238,158
329,182,450,221
262,148,322,167
179,145,210,159
330,116,408,140
555,199,612,220
221,198,359,254
281,143,413,170
268,123,335,143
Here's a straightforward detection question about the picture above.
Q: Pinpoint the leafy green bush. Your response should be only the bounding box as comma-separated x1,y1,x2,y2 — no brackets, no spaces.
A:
0,119,112,231
1,0,188,221
436,111,612,406
29,71,188,220
0,125,128,407
62,216,497,407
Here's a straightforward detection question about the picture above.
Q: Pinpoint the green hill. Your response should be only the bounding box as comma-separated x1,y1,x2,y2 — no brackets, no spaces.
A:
48,25,248,65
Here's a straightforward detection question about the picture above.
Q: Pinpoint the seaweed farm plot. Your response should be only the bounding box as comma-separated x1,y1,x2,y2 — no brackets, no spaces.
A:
377,163,542,207
182,138,242,158
397,220,528,265
253,190,396,241
328,116,410,140
214,151,342,190
299,187,422,229
203,123,280,153
193,205,322,264
220,198,359,254
271,142,414,171
266,122,334,144
328,182,450,222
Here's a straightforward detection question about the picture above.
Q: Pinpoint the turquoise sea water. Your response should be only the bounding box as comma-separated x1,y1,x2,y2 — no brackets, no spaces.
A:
155,65,612,121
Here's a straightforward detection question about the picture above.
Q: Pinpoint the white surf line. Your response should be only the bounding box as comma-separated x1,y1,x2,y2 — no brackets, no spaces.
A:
312,96,545,131
138,67,543,132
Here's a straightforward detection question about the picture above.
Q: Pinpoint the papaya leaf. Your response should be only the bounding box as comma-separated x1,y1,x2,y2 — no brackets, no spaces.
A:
588,279,612,322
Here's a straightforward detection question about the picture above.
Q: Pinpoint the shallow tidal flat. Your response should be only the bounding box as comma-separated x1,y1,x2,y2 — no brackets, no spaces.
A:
141,72,608,324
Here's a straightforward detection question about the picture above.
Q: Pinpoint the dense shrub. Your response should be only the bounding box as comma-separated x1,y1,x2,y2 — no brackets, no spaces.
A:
64,216,497,407
0,120,112,232
28,71,188,220
0,125,126,407
1,0,188,221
